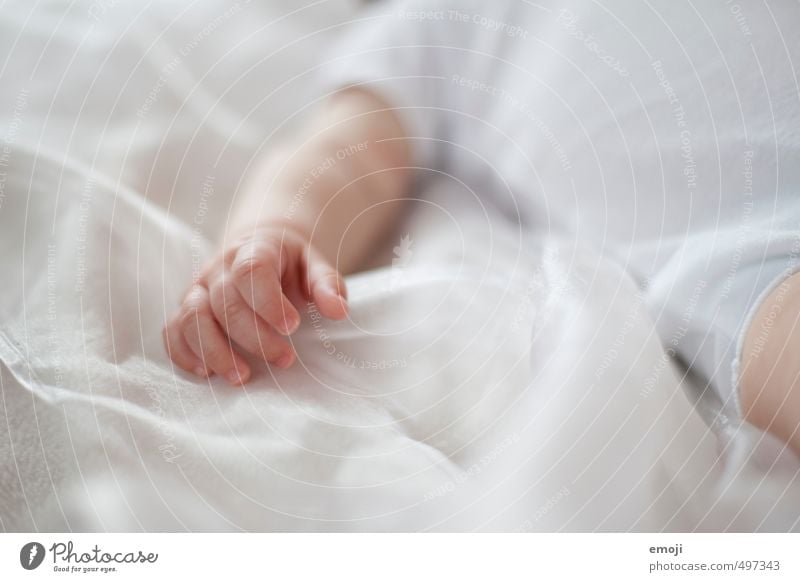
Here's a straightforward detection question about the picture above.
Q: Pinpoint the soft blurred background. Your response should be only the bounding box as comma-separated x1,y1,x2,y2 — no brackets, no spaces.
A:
0,0,364,239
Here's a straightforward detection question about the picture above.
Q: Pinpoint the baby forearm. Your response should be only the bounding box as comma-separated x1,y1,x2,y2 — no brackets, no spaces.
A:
228,88,412,273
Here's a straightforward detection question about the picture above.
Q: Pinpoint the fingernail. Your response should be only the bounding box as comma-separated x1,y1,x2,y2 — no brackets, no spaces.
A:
284,312,300,335
275,352,294,369
323,281,344,299
226,369,247,385
322,283,348,309
193,367,207,378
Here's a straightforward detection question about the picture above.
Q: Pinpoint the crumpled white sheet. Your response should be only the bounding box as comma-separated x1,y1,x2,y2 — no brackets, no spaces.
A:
1,0,798,532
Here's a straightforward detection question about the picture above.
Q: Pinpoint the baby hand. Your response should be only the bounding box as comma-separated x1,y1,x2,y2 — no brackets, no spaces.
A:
163,221,348,384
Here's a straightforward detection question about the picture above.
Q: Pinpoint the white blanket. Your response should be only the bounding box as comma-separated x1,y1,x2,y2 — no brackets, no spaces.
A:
1,0,798,532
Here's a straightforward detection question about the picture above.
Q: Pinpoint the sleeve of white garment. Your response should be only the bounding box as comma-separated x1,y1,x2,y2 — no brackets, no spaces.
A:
647,207,800,420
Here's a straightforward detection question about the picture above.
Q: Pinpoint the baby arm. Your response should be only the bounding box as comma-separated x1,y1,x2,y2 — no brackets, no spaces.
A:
163,88,412,384
740,270,800,454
